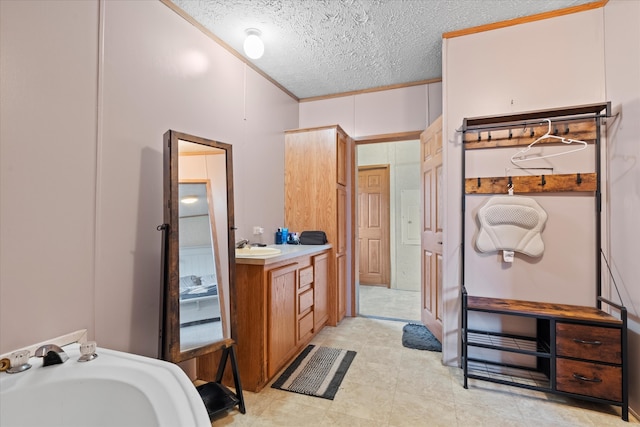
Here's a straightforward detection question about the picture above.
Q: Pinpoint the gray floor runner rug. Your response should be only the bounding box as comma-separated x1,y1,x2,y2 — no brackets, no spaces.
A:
271,345,356,400
402,323,442,351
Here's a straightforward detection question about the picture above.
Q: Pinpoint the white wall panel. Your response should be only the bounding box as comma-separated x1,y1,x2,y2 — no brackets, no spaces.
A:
0,0,99,353
299,83,440,138
97,0,296,356
354,86,427,137
299,97,356,135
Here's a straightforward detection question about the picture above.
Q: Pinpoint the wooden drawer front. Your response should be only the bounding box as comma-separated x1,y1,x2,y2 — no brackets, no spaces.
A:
299,266,314,288
298,311,314,341
556,358,621,402
298,288,314,314
556,323,621,364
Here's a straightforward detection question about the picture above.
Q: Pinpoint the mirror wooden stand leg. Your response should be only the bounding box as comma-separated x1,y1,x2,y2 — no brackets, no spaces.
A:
196,341,246,419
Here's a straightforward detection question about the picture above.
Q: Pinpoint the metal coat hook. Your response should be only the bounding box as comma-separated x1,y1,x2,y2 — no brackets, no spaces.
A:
541,175,546,186
565,124,570,134
508,129,513,140
576,173,582,185
530,128,535,138
487,131,492,142
477,132,482,141
477,177,482,187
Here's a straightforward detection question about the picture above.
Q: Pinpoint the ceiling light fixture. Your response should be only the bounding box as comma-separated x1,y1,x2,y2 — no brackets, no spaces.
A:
181,196,199,204
243,28,264,59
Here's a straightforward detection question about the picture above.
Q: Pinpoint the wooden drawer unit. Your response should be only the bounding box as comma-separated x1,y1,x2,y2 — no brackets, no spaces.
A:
299,265,314,288
298,288,314,314
463,294,628,421
556,358,622,401
556,323,621,364
298,311,314,341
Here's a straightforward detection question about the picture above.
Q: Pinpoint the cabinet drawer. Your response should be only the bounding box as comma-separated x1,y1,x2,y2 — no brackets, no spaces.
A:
298,288,314,314
556,358,621,402
299,266,314,288
298,311,314,341
556,323,621,364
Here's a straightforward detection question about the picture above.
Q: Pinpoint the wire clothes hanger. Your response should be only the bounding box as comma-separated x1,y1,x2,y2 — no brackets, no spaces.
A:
510,119,587,166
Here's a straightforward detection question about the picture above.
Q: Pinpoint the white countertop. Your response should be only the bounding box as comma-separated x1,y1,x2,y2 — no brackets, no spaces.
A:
235,244,332,265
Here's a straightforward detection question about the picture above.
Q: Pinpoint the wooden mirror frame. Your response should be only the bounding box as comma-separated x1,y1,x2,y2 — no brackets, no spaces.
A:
161,130,236,363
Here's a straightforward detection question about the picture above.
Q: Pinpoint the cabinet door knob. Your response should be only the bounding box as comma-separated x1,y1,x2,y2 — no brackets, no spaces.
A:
572,373,602,383
572,338,602,345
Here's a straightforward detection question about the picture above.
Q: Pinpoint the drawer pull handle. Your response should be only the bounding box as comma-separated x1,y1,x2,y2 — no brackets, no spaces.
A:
572,338,602,345
572,373,602,383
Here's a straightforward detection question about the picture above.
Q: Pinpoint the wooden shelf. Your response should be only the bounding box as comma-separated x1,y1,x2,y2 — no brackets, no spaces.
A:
465,173,596,194
467,296,622,325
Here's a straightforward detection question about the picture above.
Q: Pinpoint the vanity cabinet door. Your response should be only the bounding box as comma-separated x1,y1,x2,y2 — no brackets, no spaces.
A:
337,131,347,186
268,263,298,378
337,254,347,320
313,253,329,330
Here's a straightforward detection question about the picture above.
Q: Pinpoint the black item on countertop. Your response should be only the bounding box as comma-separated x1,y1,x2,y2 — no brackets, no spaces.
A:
299,231,328,245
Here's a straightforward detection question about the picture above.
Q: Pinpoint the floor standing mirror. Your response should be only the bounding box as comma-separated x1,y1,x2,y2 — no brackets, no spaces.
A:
159,130,245,419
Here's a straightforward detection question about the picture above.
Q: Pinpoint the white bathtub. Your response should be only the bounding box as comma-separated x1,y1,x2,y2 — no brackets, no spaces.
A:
0,343,210,427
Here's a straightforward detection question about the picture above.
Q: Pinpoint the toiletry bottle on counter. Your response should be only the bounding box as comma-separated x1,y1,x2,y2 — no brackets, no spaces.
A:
275,228,289,244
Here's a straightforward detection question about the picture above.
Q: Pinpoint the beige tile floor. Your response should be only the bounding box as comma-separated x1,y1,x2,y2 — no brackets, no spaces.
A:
358,285,421,322
210,315,637,426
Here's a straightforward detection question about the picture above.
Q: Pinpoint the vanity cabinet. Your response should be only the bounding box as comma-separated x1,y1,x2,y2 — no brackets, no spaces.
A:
208,247,330,392
285,125,352,326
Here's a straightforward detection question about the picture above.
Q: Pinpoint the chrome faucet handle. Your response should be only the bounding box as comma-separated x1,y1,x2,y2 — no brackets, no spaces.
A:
78,341,98,362
7,350,31,374
34,344,69,366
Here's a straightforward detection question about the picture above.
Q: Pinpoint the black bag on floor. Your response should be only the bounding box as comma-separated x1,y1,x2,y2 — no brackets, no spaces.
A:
299,231,328,245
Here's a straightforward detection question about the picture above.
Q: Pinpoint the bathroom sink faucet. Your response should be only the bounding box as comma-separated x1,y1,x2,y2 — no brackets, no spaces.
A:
34,344,69,366
236,239,250,249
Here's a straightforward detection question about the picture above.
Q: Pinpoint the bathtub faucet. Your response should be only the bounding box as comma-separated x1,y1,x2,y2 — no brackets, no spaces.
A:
34,344,69,367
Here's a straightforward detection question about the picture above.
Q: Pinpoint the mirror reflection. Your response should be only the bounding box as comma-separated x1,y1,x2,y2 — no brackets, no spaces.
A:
178,181,224,351
177,141,230,351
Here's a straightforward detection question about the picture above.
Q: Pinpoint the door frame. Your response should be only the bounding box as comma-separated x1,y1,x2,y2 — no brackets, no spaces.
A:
351,131,422,316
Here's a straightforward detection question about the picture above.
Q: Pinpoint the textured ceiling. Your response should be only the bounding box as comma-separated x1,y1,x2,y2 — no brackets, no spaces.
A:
170,0,595,99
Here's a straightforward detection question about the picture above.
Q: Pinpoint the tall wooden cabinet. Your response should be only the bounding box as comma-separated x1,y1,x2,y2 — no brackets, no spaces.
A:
285,125,352,325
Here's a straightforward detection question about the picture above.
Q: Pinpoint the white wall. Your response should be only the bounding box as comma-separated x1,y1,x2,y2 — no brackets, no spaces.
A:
0,0,100,354
0,0,297,356
604,0,640,417
443,7,606,364
299,82,442,137
358,141,421,291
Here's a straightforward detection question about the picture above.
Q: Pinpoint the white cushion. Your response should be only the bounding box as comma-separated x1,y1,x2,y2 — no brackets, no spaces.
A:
476,196,548,257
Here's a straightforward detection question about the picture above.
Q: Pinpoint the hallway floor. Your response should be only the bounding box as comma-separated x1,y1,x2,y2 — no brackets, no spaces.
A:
358,284,421,322
210,316,636,426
